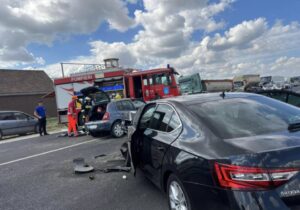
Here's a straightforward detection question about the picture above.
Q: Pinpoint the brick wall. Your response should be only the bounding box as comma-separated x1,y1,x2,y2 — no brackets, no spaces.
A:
0,94,57,117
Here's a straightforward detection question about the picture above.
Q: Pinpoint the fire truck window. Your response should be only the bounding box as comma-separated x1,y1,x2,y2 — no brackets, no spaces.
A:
149,77,153,85
154,74,163,85
161,74,171,85
143,78,148,86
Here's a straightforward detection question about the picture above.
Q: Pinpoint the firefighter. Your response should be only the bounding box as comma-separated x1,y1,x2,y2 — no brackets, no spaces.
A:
68,95,79,137
82,97,92,122
115,92,122,100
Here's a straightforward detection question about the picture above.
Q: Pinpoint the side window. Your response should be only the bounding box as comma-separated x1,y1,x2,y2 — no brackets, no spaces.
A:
167,113,181,132
149,77,153,85
269,92,287,102
116,101,135,111
161,74,171,86
116,101,123,110
149,104,174,132
0,112,16,120
122,101,135,110
143,77,148,86
139,105,156,129
287,94,300,107
14,113,28,120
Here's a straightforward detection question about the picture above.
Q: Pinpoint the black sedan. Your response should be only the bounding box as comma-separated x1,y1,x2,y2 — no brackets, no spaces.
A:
128,92,300,210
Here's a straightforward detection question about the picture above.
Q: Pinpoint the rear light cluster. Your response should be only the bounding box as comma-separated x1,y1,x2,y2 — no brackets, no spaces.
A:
214,162,299,190
102,112,110,121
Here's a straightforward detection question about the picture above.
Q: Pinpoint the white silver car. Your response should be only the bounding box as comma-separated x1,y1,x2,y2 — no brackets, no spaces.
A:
0,111,38,139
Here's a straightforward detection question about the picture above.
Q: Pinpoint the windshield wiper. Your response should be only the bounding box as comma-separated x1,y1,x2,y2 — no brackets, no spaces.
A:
288,122,300,132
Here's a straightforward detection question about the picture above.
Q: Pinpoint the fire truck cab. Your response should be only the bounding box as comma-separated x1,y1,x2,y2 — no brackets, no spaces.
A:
124,67,179,101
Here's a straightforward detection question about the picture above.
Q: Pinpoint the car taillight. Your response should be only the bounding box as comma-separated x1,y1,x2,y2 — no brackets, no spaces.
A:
214,162,298,190
102,112,110,121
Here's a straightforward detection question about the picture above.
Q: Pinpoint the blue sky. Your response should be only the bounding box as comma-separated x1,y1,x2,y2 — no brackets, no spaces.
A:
0,0,300,78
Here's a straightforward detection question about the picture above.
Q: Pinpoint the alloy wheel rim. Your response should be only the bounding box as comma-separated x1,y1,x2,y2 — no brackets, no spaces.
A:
169,181,188,210
114,123,123,137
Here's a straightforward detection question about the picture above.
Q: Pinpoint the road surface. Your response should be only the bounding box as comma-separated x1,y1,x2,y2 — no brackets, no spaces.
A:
0,133,168,210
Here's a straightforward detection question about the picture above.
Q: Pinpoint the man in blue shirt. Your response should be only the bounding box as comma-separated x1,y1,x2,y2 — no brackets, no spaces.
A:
34,101,48,136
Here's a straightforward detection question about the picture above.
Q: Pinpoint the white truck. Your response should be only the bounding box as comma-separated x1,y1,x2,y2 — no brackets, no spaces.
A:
233,74,260,92
54,79,93,123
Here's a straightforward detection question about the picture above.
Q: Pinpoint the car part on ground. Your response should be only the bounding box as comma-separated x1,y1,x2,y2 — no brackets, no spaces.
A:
73,158,94,173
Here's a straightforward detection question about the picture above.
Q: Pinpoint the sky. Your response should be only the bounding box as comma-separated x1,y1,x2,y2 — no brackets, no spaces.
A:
0,0,300,79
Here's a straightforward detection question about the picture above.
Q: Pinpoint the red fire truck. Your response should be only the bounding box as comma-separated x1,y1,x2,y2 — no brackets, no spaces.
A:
124,67,179,101
53,59,179,122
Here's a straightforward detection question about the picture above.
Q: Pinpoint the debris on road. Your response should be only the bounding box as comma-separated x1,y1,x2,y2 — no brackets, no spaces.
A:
94,154,107,159
122,175,127,180
73,158,94,173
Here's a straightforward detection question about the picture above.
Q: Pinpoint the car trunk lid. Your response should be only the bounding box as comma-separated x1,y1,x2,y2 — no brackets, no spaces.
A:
80,86,110,104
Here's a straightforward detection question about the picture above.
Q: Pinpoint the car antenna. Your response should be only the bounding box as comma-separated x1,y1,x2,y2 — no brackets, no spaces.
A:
220,91,225,99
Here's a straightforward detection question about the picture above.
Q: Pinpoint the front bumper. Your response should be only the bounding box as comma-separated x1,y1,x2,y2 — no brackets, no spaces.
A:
85,121,111,132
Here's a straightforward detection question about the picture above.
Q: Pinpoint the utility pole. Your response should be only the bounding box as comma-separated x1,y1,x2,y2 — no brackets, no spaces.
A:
60,63,65,78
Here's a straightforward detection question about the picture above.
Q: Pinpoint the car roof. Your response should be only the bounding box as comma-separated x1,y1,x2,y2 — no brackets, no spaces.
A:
156,92,259,106
0,110,20,113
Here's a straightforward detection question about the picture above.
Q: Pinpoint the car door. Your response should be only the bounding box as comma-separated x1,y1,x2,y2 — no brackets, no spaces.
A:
0,112,18,136
15,112,37,133
115,100,136,120
140,104,182,186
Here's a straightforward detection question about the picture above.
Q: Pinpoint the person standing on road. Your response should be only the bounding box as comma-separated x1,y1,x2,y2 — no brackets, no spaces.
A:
34,101,48,136
68,96,79,137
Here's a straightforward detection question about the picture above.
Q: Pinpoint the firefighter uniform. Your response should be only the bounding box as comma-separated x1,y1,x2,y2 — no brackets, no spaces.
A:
68,96,79,137
82,97,92,122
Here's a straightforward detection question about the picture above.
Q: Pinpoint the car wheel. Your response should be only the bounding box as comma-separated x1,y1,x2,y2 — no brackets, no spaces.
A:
0,130,3,140
111,121,124,138
167,174,191,210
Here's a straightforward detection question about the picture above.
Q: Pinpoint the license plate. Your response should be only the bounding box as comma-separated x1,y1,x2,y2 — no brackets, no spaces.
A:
88,125,97,129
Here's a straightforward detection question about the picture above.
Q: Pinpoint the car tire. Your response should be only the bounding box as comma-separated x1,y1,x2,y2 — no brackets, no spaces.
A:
167,174,192,210
111,121,124,138
0,130,3,140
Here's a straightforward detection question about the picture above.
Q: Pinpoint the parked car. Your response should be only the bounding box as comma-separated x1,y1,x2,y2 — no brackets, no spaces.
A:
127,92,300,210
0,111,38,139
255,89,300,107
83,87,139,138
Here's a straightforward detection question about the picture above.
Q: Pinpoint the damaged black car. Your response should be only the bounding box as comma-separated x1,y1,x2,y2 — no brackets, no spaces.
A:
128,92,300,210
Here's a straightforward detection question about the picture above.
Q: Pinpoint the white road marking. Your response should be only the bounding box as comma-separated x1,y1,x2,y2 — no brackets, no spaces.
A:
0,139,98,167
0,129,67,145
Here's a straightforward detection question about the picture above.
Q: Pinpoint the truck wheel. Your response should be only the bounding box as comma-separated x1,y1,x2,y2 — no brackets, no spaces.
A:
167,174,192,210
111,121,124,138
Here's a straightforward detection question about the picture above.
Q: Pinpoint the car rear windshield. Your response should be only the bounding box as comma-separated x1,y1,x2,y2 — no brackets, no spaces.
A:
189,96,300,139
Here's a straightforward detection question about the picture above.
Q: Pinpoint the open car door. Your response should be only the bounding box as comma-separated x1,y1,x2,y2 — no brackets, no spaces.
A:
126,105,145,175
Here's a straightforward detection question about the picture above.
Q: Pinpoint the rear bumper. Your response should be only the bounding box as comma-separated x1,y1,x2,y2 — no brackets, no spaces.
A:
183,182,298,210
85,121,111,132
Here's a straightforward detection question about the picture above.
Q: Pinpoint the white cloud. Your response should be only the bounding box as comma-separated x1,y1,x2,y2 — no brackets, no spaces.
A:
0,0,134,65
2,0,300,80
207,18,267,51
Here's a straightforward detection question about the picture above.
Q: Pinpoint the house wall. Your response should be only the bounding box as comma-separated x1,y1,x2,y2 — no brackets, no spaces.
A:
0,94,57,117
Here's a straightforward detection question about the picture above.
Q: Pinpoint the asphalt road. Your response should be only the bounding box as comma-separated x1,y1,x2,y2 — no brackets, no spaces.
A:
0,133,168,210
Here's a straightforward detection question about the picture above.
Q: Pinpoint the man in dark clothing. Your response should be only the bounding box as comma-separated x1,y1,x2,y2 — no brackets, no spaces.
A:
34,101,48,136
